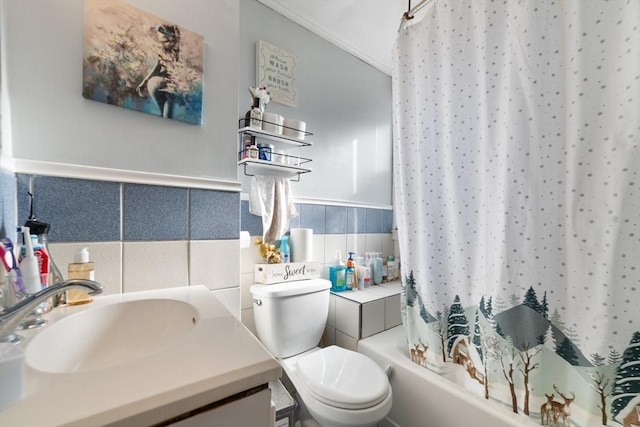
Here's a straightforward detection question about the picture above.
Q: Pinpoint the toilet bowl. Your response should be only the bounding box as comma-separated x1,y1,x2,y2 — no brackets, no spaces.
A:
250,279,392,427
282,346,392,427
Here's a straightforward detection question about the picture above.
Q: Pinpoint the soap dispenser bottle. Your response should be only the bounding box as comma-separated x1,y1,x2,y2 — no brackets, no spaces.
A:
345,252,357,291
328,250,346,292
67,247,95,305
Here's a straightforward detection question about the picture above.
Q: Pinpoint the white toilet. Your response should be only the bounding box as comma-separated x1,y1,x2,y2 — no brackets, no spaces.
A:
251,279,392,427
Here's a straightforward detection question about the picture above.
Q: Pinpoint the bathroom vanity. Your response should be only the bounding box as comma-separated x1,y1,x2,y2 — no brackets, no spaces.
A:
0,286,281,426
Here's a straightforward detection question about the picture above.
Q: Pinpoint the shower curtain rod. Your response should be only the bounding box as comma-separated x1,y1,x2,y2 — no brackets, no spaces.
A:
399,0,435,32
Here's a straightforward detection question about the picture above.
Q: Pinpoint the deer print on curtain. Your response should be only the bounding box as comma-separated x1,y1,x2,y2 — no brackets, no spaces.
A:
392,1,639,426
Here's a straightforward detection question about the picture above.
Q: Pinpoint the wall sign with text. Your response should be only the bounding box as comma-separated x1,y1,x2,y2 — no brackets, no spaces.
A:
256,40,297,107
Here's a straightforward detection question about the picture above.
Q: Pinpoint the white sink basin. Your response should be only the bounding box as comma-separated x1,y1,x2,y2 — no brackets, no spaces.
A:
26,298,198,373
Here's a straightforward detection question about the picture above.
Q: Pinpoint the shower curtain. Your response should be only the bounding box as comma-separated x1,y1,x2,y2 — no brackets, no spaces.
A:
392,1,639,426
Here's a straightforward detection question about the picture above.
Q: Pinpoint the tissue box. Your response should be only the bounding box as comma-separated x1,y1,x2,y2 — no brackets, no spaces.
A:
255,262,321,284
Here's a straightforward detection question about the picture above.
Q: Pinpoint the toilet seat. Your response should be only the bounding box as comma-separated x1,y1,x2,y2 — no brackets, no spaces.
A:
295,346,390,410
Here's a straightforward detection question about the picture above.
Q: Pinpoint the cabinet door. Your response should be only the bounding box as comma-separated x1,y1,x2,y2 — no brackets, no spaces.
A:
170,388,272,427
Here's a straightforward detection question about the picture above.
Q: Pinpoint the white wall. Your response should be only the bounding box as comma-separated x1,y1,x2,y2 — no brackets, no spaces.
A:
3,0,239,185
1,0,392,204
239,0,393,207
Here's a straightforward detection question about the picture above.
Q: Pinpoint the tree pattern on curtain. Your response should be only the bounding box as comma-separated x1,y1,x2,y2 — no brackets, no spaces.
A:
392,1,639,425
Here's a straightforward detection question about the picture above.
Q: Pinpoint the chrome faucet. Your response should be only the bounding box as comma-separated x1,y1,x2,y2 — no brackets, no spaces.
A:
0,279,104,343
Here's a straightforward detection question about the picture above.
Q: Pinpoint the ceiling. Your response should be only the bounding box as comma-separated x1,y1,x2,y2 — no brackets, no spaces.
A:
257,0,413,76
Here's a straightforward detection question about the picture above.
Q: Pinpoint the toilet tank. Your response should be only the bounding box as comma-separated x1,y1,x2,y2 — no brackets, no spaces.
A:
251,279,331,359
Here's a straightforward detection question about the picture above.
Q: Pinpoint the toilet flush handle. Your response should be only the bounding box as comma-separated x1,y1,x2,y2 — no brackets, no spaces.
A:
252,298,262,306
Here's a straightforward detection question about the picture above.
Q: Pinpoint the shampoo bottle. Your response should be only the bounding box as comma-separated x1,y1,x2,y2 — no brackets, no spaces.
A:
67,247,95,305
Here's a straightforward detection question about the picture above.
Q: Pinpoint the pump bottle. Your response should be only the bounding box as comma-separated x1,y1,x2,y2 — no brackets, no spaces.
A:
67,247,95,305
345,252,357,291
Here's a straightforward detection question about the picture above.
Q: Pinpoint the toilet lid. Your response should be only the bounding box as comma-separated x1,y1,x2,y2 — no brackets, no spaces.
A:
295,346,390,410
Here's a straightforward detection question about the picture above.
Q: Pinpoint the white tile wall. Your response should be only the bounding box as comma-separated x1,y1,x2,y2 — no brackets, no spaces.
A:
385,294,402,329
311,234,325,266
327,294,336,328
240,271,255,310
241,306,257,336
323,234,347,268
123,241,189,293
364,233,383,254
49,242,123,295
362,299,385,339
189,240,240,290
323,326,336,347
335,297,360,339
327,282,402,348
346,234,367,259
335,329,358,351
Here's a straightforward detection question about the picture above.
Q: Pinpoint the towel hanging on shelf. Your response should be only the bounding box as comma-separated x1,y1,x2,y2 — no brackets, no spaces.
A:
249,175,298,243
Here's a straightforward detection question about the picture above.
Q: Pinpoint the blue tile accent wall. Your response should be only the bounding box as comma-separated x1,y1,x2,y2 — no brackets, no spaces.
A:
190,189,240,240
241,200,393,237
347,207,366,234
18,175,121,242
8,175,392,244
123,184,188,241
240,200,264,237
383,210,394,233
365,208,383,234
299,204,326,234
326,206,347,234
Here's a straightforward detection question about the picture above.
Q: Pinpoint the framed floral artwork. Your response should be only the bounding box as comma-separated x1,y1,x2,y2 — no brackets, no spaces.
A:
82,0,204,125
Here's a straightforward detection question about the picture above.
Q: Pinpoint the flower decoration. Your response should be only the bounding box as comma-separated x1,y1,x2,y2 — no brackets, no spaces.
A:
249,86,270,113
255,237,281,264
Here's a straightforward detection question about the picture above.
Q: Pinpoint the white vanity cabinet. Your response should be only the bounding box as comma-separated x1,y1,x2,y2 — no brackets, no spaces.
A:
0,286,282,427
169,387,272,427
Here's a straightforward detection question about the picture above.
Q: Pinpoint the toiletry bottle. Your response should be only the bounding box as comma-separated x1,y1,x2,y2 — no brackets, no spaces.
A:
245,97,262,128
21,235,50,287
67,247,95,305
23,192,64,289
19,227,42,294
328,251,346,292
382,257,388,283
355,256,365,290
280,235,290,263
387,256,396,281
372,252,383,285
345,252,357,291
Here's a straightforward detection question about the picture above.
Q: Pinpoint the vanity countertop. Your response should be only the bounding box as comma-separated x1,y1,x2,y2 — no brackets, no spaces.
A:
0,285,281,427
